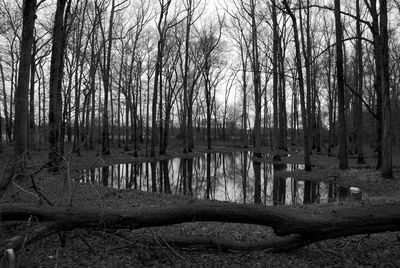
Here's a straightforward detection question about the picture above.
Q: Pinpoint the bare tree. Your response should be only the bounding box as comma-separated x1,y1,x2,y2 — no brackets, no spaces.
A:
278,14,289,152
334,0,348,169
0,60,9,146
364,0,383,170
222,70,237,140
87,0,103,150
379,0,392,178
197,18,224,150
271,0,281,161
225,3,251,147
72,0,89,156
160,29,183,154
151,0,173,158
186,35,203,151
283,0,311,171
354,0,365,164
14,0,37,167
48,0,71,168
28,38,36,151
181,0,193,153
123,0,152,154
99,0,128,155
298,0,312,156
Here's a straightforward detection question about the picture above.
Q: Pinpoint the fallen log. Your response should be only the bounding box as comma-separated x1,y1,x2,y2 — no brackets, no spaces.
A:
1,201,400,252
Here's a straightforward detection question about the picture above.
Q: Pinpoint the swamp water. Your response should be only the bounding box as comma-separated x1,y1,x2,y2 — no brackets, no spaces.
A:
81,151,362,206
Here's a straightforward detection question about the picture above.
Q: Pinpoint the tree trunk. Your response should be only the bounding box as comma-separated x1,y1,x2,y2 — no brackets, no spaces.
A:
72,1,88,156
9,42,16,143
272,0,281,161
49,0,70,169
367,1,383,170
0,61,9,146
84,92,90,150
89,83,96,149
125,91,130,151
334,0,348,169
182,0,193,154
88,9,99,150
298,0,312,156
14,0,37,167
97,83,102,145
241,50,248,147
41,65,46,146
327,46,333,153
158,59,164,154
284,1,311,171
162,108,172,157
205,72,212,150
146,70,151,156
117,50,123,148
354,0,365,164
67,92,72,143
151,40,163,157
28,39,36,152
0,97,2,152
110,73,114,147
250,0,262,159
278,39,287,151
133,62,141,157
3,202,400,253
61,73,72,154
379,0,392,178
188,88,194,151
101,0,116,156
152,1,171,158
305,0,313,156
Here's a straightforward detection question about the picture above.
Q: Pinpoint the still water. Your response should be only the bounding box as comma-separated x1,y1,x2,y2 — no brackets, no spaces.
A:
80,151,362,206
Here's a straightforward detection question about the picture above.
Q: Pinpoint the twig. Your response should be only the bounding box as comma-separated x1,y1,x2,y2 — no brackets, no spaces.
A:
0,166,21,196
12,182,39,200
29,161,51,176
60,154,73,207
55,248,59,268
16,216,34,267
25,161,53,206
76,230,96,254
29,175,53,206
108,242,138,251
159,236,186,260
152,234,175,263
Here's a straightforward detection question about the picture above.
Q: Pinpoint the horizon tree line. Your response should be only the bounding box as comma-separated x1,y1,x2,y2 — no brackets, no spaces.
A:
0,0,398,182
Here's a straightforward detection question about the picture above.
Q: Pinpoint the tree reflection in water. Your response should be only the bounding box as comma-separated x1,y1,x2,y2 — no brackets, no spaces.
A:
253,161,261,204
82,151,362,206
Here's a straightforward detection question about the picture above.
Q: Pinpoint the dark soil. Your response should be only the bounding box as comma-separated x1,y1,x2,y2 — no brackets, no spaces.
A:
1,142,400,267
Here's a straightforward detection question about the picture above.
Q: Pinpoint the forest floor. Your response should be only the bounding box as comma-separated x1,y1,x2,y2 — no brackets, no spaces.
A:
1,141,400,267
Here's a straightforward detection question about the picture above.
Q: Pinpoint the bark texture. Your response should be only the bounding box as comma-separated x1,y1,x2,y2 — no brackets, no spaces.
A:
48,0,70,168
334,0,348,169
14,0,37,165
2,202,400,252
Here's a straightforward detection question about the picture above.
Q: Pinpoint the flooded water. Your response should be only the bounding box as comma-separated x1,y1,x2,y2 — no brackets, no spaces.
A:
80,151,362,206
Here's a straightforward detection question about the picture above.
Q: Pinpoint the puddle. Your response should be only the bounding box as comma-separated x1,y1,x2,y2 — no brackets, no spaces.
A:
81,151,362,206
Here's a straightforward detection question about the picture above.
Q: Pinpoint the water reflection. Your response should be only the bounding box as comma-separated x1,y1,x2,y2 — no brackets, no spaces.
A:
81,152,363,206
